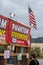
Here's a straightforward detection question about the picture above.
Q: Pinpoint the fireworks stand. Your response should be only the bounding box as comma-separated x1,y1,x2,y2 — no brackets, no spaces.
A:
0,15,31,65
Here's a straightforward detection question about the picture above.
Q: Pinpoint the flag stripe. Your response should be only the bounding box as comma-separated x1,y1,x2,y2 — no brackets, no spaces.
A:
28,7,37,29
29,16,36,24
29,12,36,23
29,20,36,26
29,13,35,21
30,23,36,29
29,17,36,25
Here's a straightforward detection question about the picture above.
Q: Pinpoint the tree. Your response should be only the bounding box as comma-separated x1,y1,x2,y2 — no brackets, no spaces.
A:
31,47,41,58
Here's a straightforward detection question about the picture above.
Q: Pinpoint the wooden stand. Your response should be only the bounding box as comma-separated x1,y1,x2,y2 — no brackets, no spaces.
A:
0,42,31,65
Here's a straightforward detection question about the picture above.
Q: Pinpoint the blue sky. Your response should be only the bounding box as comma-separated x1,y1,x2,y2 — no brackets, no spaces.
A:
0,0,43,38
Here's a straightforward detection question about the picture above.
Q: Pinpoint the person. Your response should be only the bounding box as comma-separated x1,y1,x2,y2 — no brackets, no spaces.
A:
30,56,32,61
29,53,39,65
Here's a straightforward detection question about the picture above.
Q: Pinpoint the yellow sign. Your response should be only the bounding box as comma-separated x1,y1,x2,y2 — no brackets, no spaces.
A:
12,31,28,40
0,29,28,40
0,29,5,35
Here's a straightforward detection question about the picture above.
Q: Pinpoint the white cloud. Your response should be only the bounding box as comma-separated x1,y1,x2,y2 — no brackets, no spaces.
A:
0,0,43,38
1,0,9,8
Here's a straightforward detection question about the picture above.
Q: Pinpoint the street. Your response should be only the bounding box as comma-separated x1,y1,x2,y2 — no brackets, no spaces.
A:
7,59,43,65
38,59,43,65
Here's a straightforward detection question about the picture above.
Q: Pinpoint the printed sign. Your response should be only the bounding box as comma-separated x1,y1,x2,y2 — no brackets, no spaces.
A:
9,21,30,45
0,15,11,44
0,15,30,46
17,53,22,60
0,18,7,43
12,31,28,40
12,24,28,34
12,38,27,45
26,53,29,58
4,50,10,58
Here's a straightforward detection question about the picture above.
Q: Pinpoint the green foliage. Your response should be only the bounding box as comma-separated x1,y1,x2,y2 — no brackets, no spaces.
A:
31,47,41,58
40,53,43,58
0,46,4,52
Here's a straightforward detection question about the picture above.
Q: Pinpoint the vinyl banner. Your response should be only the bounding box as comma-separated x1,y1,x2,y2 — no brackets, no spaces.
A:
0,15,30,45
9,20,30,45
0,15,10,43
0,18,7,43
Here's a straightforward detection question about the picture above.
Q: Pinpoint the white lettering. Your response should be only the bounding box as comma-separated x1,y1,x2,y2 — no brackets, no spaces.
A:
0,18,6,29
12,24,28,34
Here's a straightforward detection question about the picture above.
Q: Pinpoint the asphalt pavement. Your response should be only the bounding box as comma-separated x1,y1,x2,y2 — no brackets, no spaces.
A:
38,59,43,65
7,59,43,65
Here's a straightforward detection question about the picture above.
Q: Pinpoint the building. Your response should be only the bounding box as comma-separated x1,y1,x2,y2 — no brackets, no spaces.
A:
31,43,43,54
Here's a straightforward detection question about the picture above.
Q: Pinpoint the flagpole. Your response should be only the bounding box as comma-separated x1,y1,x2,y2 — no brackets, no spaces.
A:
28,3,37,65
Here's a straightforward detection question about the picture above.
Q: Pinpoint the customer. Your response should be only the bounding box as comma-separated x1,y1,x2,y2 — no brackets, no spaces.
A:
29,53,39,65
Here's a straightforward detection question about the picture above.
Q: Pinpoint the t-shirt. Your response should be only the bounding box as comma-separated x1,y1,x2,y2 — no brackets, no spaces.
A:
29,60,39,65
35,60,39,65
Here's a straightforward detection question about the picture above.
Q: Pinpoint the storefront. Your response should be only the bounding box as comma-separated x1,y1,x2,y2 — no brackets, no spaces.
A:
0,15,31,65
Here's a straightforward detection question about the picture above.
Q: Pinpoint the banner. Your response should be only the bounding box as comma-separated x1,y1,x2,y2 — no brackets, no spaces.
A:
0,18,7,43
0,15,12,44
9,21,30,45
6,20,12,43
0,15,30,46
12,38,27,45
17,53,22,60
4,50,10,58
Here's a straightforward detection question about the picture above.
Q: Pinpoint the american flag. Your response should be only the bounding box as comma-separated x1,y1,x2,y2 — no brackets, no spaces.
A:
28,7,37,29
